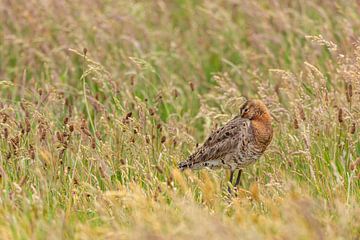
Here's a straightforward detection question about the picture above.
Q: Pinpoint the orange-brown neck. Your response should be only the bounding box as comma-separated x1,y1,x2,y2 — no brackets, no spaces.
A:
254,111,271,123
251,113,273,149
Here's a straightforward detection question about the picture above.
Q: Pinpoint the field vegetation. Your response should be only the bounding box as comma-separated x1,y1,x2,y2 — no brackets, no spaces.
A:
1,0,360,239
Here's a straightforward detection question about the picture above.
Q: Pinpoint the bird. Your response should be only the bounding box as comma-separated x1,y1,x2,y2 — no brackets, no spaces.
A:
178,99,273,192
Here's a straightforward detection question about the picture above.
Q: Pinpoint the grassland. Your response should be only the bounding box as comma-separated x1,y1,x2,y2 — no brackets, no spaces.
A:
1,0,360,239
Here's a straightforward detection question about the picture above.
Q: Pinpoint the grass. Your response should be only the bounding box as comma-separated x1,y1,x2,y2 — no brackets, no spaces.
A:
1,0,360,239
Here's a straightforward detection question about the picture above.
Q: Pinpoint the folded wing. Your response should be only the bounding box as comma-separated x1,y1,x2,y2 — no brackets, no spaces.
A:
179,116,251,169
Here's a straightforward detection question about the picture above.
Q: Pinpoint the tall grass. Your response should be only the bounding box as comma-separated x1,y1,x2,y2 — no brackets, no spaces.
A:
0,0,360,239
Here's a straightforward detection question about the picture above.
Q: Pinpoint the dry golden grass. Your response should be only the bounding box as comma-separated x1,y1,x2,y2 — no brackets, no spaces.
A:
0,0,360,239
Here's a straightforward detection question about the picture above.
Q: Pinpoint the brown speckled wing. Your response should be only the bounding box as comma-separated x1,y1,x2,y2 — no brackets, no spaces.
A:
186,116,251,165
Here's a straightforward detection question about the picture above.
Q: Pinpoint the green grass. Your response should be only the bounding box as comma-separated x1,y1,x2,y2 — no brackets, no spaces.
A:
1,0,360,239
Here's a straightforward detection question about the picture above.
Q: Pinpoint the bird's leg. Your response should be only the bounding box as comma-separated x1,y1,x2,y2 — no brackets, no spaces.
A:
228,170,234,193
234,169,242,189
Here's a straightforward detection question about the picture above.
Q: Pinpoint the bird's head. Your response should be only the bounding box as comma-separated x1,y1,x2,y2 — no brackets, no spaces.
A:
240,99,271,121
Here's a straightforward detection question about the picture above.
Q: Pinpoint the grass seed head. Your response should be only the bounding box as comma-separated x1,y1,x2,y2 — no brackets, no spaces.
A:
350,158,360,171
3,128,8,139
350,122,356,134
298,105,306,121
338,108,343,123
64,117,69,125
189,82,195,91
293,117,299,129
173,89,179,98
346,82,353,103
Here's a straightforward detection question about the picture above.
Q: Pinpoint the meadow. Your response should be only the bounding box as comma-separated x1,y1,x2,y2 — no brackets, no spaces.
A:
1,0,360,239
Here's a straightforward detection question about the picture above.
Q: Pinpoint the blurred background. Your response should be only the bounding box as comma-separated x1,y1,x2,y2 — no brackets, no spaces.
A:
0,1,360,239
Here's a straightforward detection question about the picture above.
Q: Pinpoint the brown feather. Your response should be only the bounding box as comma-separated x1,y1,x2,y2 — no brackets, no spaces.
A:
179,99,272,171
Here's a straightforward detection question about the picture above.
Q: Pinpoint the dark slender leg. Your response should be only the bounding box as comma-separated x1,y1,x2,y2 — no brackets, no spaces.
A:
228,170,234,193
234,169,242,188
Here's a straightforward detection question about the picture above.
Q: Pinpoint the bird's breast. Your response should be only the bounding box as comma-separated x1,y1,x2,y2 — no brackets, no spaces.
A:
251,120,273,150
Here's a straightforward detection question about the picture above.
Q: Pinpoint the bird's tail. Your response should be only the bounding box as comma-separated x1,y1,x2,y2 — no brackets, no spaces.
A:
178,160,205,171
178,161,191,171
179,159,223,171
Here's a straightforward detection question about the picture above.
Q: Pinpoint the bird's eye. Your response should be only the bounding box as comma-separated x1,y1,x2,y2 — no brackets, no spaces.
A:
244,108,249,113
